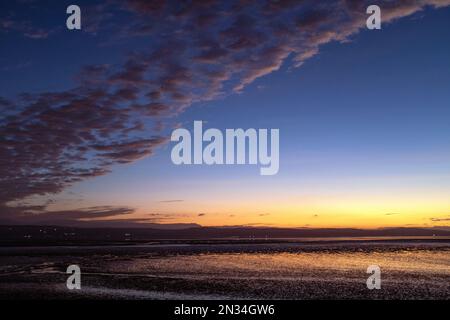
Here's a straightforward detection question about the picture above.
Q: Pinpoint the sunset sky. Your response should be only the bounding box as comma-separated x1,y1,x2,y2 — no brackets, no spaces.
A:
1,0,450,228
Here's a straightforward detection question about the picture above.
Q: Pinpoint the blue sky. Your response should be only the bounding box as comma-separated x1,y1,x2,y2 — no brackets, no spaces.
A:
1,0,449,227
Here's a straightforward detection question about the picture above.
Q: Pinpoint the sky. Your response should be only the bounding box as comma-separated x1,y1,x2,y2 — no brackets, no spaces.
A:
1,0,449,229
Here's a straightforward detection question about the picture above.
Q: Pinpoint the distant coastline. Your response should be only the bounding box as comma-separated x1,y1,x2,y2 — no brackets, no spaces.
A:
1,225,449,246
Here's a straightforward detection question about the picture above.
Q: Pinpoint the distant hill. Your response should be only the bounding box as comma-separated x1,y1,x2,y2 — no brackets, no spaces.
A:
0,225,449,245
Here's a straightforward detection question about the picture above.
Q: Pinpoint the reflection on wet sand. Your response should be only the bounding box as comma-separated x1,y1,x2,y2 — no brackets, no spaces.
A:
0,239,449,299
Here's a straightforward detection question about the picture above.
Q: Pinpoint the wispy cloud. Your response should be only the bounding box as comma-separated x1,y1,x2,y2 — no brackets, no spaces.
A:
430,216,450,222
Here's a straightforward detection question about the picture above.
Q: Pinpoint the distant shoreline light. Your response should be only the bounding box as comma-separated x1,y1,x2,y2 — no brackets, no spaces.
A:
170,121,279,175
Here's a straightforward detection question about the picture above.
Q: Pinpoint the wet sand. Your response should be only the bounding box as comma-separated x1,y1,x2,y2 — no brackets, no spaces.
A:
0,239,449,300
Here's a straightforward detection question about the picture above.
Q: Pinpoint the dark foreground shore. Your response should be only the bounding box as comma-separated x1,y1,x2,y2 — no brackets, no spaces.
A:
0,238,449,300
